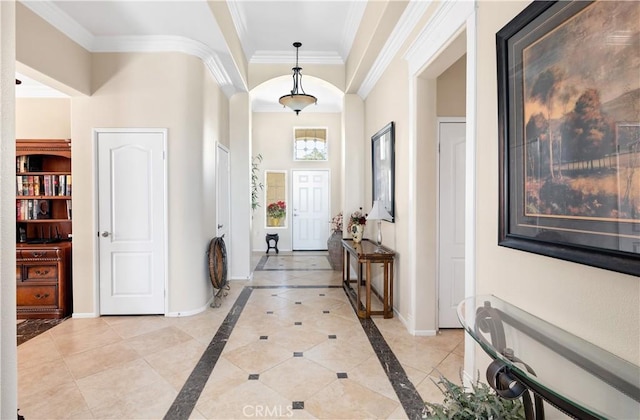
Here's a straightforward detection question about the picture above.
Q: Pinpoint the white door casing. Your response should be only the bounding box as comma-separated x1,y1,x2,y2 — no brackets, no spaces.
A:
96,129,166,315
438,120,466,328
292,170,330,250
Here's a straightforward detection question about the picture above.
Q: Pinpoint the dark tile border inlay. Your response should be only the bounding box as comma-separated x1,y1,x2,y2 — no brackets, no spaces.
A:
323,310,330,314
328,334,337,339
293,352,303,357
344,288,426,419
248,374,260,380
260,335,268,340
294,321,302,326
163,287,252,420
164,282,424,420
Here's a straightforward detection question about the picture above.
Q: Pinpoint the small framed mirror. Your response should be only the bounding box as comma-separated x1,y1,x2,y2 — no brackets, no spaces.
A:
265,170,287,228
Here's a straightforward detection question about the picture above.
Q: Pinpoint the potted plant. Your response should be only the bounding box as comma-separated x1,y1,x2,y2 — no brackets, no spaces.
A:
267,201,286,226
251,154,263,212
327,212,343,270
423,374,525,419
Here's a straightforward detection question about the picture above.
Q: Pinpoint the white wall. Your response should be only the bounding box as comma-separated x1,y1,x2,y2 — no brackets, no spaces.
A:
251,112,342,251
474,0,639,366
72,52,226,316
16,98,70,138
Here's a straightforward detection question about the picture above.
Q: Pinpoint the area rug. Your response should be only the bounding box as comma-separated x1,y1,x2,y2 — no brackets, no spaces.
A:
259,255,332,271
17,318,67,345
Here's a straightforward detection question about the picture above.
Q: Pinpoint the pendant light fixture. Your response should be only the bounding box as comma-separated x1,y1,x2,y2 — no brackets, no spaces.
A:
279,42,317,115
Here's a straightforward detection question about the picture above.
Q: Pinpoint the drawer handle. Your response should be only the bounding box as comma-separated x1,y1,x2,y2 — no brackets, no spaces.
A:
31,252,45,258
34,269,50,276
34,293,50,299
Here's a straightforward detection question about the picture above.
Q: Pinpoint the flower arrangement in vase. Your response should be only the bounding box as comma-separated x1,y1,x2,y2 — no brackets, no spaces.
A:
267,201,286,226
348,208,367,243
330,211,343,233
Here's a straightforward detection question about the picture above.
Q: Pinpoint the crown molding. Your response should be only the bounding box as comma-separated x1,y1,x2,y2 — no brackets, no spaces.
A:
340,1,367,61
21,0,94,50
226,0,250,57
357,0,432,99
251,51,344,65
19,0,240,96
404,0,475,76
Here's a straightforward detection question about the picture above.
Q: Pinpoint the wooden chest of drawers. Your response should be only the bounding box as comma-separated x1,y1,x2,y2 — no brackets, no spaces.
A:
16,242,72,319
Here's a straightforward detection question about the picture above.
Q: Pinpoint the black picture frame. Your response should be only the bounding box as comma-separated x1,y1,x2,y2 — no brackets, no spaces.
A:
497,1,640,276
371,122,395,221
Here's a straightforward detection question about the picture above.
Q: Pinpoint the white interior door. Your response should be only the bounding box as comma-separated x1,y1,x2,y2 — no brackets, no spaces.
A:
97,129,166,315
438,121,466,328
216,144,230,252
292,170,330,250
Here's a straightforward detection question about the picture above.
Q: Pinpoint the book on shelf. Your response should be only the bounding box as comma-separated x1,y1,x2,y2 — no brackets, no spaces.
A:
66,200,72,219
16,199,52,220
33,176,41,196
59,175,65,196
15,155,43,173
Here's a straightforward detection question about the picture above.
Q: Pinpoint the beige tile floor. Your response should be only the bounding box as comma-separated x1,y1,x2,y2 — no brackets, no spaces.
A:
17,251,463,419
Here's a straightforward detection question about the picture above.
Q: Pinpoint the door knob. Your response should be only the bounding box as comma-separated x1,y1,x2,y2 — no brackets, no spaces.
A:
101,231,110,237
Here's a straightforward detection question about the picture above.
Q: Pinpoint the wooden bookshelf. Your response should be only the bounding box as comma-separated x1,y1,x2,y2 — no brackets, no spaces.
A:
16,139,72,319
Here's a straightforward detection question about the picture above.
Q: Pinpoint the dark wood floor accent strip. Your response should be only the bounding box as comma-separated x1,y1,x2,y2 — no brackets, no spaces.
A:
163,286,253,420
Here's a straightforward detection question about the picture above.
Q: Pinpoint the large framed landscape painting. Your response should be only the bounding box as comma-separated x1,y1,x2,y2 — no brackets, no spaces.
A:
497,0,640,276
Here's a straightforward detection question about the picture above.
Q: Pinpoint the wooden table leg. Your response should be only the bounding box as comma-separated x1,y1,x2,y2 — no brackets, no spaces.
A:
383,261,389,317
386,260,394,318
365,262,372,318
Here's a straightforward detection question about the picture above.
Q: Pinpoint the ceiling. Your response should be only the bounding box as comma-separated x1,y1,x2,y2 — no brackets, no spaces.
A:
16,0,370,112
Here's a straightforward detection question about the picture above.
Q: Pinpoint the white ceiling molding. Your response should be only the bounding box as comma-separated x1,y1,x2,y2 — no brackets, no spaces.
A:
226,0,250,58
21,0,95,50
339,1,368,60
19,0,241,97
357,0,432,100
404,0,475,76
250,50,344,65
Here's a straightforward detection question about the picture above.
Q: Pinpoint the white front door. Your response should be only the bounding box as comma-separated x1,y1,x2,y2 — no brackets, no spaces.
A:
216,143,230,256
438,120,466,328
97,129,166,315
292,170,330,250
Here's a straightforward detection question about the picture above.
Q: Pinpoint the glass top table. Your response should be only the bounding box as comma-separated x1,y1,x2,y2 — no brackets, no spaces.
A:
458,295,640,420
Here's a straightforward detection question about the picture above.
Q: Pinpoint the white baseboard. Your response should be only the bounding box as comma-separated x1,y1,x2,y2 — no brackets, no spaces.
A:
72,312,99,318
413,329,437,336
165,297,212,317
392,308,437,336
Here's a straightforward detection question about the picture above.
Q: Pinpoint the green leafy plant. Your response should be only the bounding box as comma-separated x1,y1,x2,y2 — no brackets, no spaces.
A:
251,154,263,211
424,374,524,420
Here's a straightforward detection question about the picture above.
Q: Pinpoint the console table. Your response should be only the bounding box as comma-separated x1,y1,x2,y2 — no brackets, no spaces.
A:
458,295,640,419
341,239,395,319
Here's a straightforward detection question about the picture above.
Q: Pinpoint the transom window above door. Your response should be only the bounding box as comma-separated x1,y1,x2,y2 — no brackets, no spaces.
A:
294,128,328,161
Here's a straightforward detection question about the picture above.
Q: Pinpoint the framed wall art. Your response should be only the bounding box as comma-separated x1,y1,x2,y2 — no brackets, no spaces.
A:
371,122,395,221
497,1,640,276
